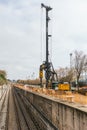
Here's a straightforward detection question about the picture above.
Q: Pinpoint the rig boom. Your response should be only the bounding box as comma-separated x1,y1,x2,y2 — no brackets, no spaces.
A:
40,3,58,88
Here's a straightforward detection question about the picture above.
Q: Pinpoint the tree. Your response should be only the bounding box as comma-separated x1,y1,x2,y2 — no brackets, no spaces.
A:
0,70,7,85
73,50,87,88
56,67,73,83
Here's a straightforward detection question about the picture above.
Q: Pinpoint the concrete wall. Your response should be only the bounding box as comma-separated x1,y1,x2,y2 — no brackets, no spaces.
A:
15,87,87,130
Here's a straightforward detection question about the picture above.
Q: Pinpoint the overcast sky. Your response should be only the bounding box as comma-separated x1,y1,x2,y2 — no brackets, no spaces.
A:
0,0,87,80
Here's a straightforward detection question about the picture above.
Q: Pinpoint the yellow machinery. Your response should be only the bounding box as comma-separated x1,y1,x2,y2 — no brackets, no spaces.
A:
39,63,70,90
39,64,44,79
58,82,70,91
39,63,58,88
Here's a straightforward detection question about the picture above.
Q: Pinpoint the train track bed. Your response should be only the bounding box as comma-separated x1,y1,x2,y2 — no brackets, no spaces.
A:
13,87,46,130
0,85,57,129
7,86,20,130
0,85,9,130
8,86,48,130
13,87,57,130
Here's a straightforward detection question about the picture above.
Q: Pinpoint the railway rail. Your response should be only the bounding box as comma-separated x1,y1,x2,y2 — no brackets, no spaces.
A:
0,85,57,130
0,85,9,130
14,88,47,130
7,86,21,130
8,85,41,130
13,88,38,130
13,87,58,130
1,84,87,130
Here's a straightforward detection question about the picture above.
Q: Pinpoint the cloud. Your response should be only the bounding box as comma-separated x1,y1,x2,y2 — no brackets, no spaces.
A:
0,0,87,79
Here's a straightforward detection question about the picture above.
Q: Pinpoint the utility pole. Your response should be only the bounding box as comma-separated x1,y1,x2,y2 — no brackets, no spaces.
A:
70,53,72,69
41,3,52,88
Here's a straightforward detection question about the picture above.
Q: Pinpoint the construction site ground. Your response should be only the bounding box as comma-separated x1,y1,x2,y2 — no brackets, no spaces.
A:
15,84,87,105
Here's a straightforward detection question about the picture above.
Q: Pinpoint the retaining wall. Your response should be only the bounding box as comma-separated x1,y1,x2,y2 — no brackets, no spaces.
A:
14,87,87,130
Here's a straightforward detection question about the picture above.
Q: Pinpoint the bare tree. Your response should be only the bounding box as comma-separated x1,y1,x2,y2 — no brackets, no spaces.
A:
73,50,87,88
56,67,73,83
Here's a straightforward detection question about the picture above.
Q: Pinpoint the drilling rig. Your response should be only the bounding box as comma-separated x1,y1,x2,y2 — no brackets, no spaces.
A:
39,3,58,88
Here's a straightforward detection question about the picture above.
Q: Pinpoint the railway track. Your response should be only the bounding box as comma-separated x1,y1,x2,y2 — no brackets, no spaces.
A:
13,88,40,130
8,85,35,130
7,86,21,130
0,85,57,129
0,85,9,130
13,87,58,130
0,85,47,130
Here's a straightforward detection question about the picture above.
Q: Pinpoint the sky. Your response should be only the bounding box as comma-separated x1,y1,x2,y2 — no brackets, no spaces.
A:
0,0,87,80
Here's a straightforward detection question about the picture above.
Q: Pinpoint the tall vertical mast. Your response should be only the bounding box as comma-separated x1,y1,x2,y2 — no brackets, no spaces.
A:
41,3,52,87
41,3,52,64
40,3,58,88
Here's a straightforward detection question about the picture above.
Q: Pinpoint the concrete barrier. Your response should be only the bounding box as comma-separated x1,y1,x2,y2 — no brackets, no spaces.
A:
14,87,87,130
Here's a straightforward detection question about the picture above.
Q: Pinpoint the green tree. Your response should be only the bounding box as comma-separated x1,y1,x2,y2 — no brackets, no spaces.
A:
0,70,7,85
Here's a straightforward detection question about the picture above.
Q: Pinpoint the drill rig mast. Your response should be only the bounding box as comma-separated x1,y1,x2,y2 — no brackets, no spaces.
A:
39,3,58,88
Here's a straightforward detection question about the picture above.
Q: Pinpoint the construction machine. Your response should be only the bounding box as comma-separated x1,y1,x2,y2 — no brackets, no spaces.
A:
39,3,58,89
58,82,70,91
